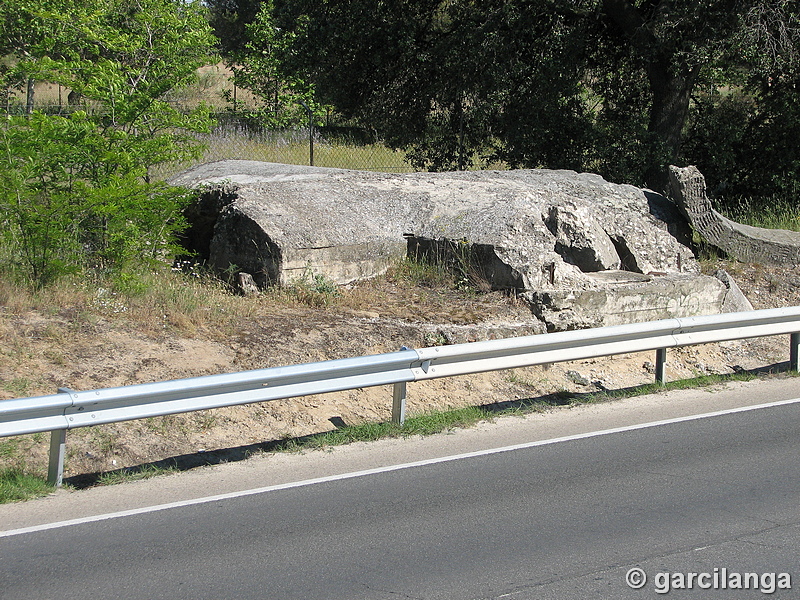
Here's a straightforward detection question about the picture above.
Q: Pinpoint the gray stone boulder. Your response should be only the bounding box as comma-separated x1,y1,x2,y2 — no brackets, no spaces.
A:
172,160,748,331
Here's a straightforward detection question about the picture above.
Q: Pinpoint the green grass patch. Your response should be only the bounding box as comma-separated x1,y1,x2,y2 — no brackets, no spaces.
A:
0,468,52,503
274,405,492,452
95,462,180,486
718,196,800,231
575,370,759,404
0,438,20,459
271,371,768,454
2,377,34,397
267,268,343,307
387,256,458,289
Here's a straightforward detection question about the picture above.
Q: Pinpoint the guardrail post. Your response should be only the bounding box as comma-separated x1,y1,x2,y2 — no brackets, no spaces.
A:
46,386,75,487
655,348,667,385
392,382,407,425
47,429,67,487
791,332,800,372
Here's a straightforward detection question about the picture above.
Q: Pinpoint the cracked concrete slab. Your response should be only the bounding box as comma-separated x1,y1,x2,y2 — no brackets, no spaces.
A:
172,160,749,330
669,165,800,267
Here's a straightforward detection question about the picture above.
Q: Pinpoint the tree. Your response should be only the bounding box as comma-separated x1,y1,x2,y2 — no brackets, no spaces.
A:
223,0,318,128
0,0,81,111
596,0,800,189
0,0,217,286
205,0,263,58
242,0,800,192
681,1,800,200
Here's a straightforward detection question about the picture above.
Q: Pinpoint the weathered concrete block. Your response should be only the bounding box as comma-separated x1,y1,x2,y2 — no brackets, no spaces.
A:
544,203,621,271
172,160,744,330
529,272,730,332
668,165,800,266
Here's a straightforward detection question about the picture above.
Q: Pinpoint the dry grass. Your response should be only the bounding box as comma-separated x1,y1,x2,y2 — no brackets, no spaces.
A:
0,267,250,339
155,130,414,180
0,255,484,342
15,63,244,112
0,276,94,317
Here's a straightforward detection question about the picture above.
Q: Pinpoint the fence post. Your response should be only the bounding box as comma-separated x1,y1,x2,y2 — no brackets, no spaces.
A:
299,99,314,166
655,348,667,385
791,332,800,372
47,429,67,487
392,382,407,425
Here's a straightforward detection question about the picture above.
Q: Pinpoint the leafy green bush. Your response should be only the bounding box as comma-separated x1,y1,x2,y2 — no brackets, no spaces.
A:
0,0,217,287
0,112,198,286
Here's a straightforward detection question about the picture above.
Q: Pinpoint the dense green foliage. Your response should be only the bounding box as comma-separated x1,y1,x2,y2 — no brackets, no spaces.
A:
205,0,263,58
225,0,800,202
0,0,216,287
222,0,318,128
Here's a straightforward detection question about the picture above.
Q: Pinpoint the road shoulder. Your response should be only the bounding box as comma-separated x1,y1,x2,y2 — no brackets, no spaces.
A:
1,375,797,533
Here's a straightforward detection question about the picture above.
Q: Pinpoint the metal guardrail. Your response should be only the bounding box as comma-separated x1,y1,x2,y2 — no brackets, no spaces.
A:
2,307,799,486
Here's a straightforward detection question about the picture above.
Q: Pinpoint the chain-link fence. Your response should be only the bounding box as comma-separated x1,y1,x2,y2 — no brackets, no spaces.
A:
196,112,417,173
2,102,420,175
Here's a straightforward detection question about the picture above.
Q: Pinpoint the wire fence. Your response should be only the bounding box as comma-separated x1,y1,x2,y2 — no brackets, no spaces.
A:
2,102,419,174
197,113,418,173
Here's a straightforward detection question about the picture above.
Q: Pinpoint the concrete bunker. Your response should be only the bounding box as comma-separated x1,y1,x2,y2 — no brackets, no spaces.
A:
179,186,283,287
171,160,751,331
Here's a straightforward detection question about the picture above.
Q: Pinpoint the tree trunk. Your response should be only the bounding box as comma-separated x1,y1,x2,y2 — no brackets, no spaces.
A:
601,0,699,192
26,78,35,115
644,60,698,191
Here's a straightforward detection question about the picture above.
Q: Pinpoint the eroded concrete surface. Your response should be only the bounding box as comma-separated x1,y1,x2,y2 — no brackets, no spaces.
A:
172,160,751,331
669,165,800,267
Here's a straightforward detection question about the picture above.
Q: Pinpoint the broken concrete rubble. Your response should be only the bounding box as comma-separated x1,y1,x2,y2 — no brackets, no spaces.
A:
171,160,750,331
669,165,800,267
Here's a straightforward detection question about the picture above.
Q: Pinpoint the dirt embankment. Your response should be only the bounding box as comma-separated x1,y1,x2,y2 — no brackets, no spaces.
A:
1,259,798,481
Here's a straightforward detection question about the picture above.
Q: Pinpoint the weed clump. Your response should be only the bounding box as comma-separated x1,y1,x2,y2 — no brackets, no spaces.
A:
0,468,52,503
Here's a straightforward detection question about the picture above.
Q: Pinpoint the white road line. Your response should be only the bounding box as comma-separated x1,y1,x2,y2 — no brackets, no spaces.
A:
3,395,800,539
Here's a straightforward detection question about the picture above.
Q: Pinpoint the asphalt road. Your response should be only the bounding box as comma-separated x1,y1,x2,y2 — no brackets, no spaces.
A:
2,384,800,599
